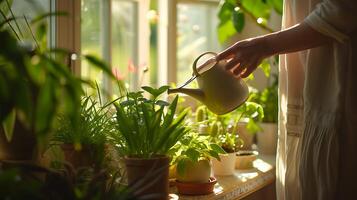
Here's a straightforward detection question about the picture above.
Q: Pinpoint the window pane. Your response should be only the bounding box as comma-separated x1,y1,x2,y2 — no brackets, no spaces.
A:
177,3,221,85
111,0,137,87
2,0,53,46
81,0,101,94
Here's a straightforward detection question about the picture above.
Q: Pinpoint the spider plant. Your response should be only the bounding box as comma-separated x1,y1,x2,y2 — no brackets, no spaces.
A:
51,93,116,168
111,86,189,158
52,95,114,148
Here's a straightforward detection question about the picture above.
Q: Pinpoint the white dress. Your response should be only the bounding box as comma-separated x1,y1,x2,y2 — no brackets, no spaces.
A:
277,0,357,199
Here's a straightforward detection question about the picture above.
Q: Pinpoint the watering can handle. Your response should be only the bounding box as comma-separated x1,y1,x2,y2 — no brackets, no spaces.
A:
192,52,218,77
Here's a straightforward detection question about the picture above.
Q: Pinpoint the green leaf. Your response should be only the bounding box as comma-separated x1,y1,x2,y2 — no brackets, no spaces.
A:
155,100,170,107
84,55,115,79
2,109,15,142
177,158,188,176
232,8,245,33
217,1,235,24
241,0,271,19
208,150,221,161
267,0,283,14
35,78,56,135
259,59,271,77
217,20,236,44
210,143,226,154
185,148,200,162
0,0,13,17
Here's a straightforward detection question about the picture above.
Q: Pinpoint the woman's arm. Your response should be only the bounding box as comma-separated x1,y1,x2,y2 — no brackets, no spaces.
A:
217,22,332,78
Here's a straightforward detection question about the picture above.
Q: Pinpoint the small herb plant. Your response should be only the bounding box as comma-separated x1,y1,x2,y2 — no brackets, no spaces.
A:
198,101,263,153
169,132,226,176
111,86,189,158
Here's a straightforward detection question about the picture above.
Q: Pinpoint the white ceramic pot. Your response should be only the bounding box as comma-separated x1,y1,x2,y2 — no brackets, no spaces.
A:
235,151,258,170
212,153,236,176
256,123,278,155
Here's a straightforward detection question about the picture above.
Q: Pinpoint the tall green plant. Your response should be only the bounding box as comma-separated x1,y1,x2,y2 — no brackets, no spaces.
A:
111,86,189,158
0,3,115,143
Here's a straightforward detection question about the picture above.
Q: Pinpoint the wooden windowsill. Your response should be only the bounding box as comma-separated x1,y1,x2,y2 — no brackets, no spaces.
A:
170,155,276,200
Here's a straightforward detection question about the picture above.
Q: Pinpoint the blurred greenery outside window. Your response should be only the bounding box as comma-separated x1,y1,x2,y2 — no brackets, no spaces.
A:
80,0,222,94
176,2,221,85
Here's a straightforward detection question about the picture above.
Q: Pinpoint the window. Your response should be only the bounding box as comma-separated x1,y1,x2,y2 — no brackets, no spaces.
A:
75,0,221,96
176,1,220,85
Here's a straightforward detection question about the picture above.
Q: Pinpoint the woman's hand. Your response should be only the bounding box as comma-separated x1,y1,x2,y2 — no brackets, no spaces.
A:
216,36,273,78
216,23,332,78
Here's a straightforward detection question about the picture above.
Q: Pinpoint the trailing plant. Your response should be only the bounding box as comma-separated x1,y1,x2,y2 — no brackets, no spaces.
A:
110,86,189,158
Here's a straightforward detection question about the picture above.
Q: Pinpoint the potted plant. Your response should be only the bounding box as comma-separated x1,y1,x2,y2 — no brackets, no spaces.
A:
169,132,225,195
249,76,278,154
110,86,188,200
210,122,243,176
51,93,115,170
0,5,115,161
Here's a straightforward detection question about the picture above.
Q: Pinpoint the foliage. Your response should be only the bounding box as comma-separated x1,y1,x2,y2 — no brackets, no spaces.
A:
195,101,263,152
169,132,225,176
52,94,114,148
249,75,278,123
0,166,133,200
0,2,115,143
217,0,283,44
110,86,189,158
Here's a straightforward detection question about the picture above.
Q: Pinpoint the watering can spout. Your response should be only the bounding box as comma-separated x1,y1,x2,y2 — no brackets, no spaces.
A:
167,88,205,102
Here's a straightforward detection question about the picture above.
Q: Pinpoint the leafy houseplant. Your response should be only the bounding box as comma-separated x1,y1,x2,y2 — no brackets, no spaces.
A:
0,1,114,161
52,93,115,169
111,86,188,199
169,132,225,195
249,76,278,154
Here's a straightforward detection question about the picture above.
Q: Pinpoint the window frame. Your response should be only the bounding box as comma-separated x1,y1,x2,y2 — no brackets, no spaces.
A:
157,0,220,86
56,0,219,91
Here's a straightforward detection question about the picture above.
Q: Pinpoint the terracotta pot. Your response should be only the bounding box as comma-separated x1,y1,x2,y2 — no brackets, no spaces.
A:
256,123,278,155
0,120,38,161
212,153,236,176
125,155,169,200
61,144,97,169
235,150,258,170
175,177,217,195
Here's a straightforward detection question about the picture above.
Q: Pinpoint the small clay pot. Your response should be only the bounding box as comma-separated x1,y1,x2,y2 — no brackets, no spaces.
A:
125,155,170,200
235,150,258,169
61,144,94,169
212,153,236,176
175,177,217,195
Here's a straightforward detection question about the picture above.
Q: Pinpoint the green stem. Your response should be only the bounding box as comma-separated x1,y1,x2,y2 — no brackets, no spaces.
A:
23,15,39,49
6,0,24,38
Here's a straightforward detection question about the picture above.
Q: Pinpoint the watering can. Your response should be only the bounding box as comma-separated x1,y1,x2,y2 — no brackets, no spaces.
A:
168,52,249,115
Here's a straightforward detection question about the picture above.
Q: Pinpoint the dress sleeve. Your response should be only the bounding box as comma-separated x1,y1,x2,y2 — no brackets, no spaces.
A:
304,0,357,43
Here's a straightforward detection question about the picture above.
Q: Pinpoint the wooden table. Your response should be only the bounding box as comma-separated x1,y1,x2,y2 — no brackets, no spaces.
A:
170,155,276,200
